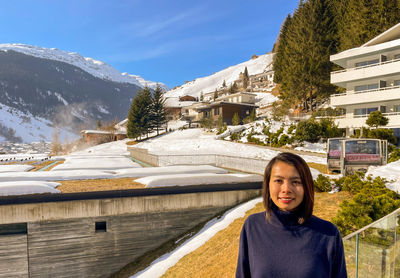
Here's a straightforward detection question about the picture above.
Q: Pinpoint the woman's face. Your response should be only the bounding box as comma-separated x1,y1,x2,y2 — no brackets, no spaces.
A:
269,161,304,211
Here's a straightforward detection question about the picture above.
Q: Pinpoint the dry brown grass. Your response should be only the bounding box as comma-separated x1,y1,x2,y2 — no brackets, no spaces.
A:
55,178,145,193
161,191,352,278
307,162,328,174
126,141,138,146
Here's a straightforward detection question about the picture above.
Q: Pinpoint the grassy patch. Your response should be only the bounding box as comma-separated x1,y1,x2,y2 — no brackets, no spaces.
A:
126,141,138,146
55,178,145,193
307,162,328,174
160,191,352,278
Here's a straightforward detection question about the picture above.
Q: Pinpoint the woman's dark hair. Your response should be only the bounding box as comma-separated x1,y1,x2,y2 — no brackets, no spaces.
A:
262,152,314,223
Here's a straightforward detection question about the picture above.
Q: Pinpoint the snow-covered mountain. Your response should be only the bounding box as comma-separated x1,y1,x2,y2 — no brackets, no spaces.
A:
165,53,274,99
0,103,76,143
0,44,169,143
0,44,168,91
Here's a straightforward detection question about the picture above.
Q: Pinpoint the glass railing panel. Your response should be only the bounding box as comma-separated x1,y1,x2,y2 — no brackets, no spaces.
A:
343,235,357,278
393,213,400,277
343,210,400,277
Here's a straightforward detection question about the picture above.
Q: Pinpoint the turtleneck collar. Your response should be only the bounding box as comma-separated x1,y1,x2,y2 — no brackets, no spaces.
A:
268,206,304,228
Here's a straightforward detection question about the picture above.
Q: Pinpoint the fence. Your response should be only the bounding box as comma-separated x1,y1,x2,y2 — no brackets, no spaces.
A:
128,146,269,175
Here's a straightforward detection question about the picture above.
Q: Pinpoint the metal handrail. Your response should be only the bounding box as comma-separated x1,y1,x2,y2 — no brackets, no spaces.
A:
332,57,400,75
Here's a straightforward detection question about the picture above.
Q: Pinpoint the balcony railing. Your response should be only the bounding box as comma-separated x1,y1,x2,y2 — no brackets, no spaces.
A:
332,85,400,97
332,57,400,75
352,112,400,118
343,206,400,278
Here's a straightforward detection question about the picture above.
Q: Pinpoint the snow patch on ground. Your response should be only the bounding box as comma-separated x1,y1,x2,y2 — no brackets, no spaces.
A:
137,173,263,187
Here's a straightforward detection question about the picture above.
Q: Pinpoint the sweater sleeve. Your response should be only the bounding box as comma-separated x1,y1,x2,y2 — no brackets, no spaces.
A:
236,223,251,278
331,231,347,278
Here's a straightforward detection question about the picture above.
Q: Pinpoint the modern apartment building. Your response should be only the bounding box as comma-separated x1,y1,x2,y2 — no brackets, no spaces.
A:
330,22,400,137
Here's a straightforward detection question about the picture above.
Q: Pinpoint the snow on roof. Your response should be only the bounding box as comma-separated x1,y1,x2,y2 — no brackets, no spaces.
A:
0,181,61,196
116,165,227,178
0,165,34,172
164,97,197,108
81,130,126,135
137,173,263,187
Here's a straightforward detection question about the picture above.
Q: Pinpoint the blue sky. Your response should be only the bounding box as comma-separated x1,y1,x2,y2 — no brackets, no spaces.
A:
0,0,299,88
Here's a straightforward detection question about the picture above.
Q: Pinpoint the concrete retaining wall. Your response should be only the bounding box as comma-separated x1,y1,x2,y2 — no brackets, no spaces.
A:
158,154,216,166
128,146,269,174
215,155,268,175
0,184,261,278
128,147,159,166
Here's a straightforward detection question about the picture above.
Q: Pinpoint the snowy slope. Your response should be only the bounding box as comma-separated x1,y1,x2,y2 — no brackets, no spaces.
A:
165,53,274,98
0,103,77,143
0,43,168,90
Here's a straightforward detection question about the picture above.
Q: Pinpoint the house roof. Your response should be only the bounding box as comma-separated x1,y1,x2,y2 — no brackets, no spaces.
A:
81,130,126,135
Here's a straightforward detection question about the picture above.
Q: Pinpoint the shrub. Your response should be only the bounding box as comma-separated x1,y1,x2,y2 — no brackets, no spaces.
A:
366,111,389,128
199,115,213,129
287,124,296,134
332,175,400,236
314,174,332,192
232,113,241,125
319,118,344,139
352,127,397,144
389,148,400,163
294,119,321,142
230,132,239,141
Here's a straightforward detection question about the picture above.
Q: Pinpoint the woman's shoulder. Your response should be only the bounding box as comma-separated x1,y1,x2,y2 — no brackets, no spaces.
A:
244,211,266,226
308,215,341,237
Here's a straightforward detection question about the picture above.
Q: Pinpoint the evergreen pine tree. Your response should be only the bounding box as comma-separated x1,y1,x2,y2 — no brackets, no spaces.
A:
275,0,337,111
243,67,249,89
222,80,226,87
213,89,218,101
151,84,167,135
232,113,241,125
127,87,152,139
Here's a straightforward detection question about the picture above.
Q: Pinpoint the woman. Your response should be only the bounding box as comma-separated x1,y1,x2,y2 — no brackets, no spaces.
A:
236,152,347,278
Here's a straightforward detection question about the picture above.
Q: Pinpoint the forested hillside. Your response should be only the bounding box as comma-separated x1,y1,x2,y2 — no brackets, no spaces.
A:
273,0,400,112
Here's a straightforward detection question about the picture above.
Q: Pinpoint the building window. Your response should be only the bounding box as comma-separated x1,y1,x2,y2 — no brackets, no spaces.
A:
394,105,400,112
354,108,366,116
355,59,379,67
355,83,378,92
214,108,220,115
395,54,400,60
95,221,107,232
394,80,400,86
367,107,378,114
0,223,27,235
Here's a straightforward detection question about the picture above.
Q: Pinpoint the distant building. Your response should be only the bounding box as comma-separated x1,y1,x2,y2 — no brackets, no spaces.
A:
184,92,258,125
81,119,127,144
249,70,275,91
164,97,197,121
330,22,400,137
179,95,197,102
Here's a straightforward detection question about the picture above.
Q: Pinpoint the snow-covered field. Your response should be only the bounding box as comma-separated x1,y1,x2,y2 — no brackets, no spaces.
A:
2,127,400,277
134,128,327,164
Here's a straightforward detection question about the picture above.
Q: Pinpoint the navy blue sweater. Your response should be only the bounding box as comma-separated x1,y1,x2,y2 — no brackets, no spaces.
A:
236,209,347,278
